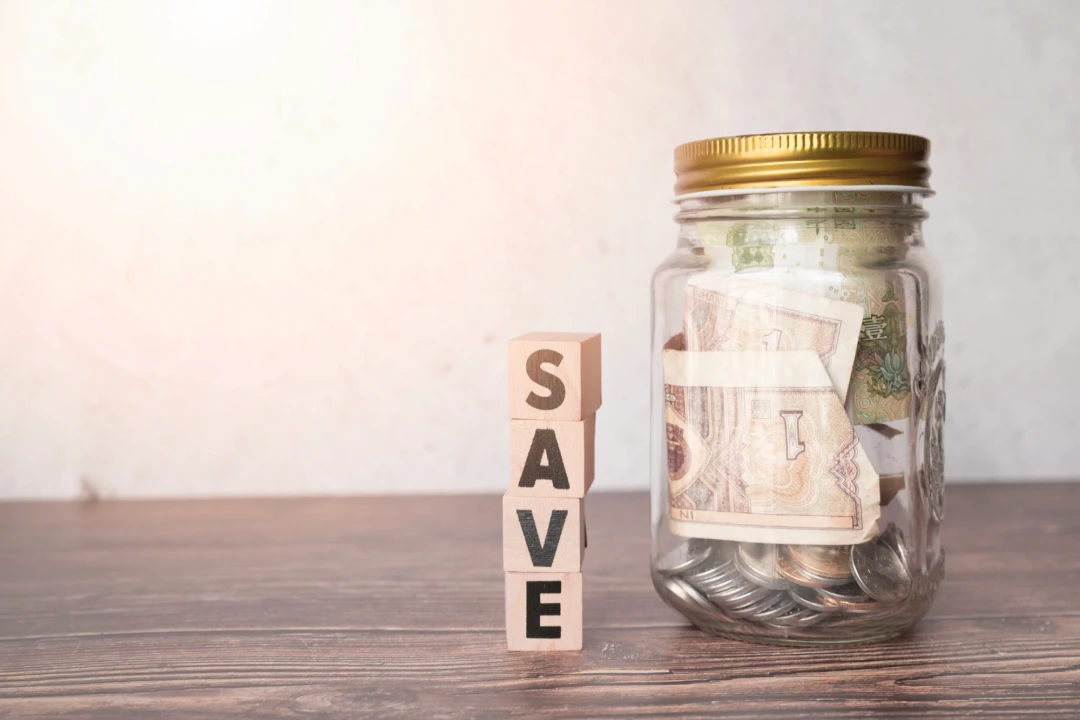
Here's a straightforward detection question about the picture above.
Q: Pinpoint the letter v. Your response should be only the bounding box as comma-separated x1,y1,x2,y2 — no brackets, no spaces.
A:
516,509,568,567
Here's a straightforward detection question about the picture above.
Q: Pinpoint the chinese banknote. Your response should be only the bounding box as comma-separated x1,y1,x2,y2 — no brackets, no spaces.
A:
665,274,893,545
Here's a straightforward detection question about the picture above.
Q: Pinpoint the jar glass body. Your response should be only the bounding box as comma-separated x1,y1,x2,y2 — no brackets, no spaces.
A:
650,190,945,645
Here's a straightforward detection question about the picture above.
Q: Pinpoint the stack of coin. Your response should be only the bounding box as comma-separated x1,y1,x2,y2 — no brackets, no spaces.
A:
655,524,915,634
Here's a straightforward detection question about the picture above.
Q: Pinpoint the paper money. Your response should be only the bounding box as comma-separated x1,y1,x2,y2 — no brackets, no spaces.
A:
684,275,864,402
664,350,880,545
849,276,911,424
694,210,916,425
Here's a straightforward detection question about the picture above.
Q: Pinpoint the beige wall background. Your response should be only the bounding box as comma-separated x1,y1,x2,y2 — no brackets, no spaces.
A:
1,0,1077,499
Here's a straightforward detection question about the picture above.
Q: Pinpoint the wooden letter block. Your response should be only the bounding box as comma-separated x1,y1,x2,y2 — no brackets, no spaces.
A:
508,332,601,421
508,415,594,497
503,494,585,573
505,571,583,651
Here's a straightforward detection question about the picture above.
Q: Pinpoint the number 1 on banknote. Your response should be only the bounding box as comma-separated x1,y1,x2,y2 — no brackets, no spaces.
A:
663,350,881,546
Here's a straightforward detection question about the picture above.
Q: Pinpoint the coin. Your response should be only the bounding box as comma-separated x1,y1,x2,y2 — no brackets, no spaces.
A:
821,594,881,613
882,526,911,569
817,582,870,603
660,531,915,633
735,543,791,590
752,596,800,621
789,610,829,628
701,574,755,601
687,537,719,555
720,582,776,609
776,551,825,587
776,547,849,589
686,562,733,585
664,575,716,615
788,584,840,613
765,606,827,628
850,525,912,603
683,543,735,578
726,590,788,618
815,581,881,612
696,571,747,596
700,573,750,597
658,543,714,576
785,544,852,581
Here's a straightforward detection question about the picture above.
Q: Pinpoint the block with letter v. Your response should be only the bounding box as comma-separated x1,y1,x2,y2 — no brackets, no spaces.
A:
503,495,585,573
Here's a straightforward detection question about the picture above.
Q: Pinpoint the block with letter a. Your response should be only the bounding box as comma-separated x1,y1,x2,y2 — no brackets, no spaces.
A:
504,332,599,652
508,415,594,498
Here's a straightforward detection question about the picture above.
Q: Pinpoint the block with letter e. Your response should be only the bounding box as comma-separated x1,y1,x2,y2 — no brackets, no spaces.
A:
508,333,601,422
505,571,583,651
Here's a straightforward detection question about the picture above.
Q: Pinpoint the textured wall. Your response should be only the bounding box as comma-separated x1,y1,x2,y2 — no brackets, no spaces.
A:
0,0,1077,499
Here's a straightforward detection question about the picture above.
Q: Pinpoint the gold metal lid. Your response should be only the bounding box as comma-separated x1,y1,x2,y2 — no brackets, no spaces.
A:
674,131,931,195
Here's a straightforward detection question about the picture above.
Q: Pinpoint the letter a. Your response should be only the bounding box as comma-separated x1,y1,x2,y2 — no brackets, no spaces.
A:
518,429,570,490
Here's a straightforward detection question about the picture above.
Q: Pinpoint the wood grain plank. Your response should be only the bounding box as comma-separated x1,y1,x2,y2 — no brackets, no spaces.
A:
1,484,1079,717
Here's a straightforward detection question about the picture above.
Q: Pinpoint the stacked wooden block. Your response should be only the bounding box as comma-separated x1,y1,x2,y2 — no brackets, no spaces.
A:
505,332,601,651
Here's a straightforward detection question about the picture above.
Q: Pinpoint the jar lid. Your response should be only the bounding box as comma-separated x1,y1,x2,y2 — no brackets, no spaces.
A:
673,131,931,195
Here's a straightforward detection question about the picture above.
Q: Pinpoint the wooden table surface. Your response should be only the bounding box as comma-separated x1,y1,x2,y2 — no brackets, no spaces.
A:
1,484,1079,718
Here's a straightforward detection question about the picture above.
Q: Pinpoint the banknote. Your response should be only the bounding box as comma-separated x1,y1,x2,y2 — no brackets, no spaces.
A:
684,275,863,402
663,349,880,545
848,275,911,425
694,214,914,425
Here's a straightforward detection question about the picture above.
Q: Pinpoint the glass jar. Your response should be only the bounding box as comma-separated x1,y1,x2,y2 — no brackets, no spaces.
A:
650,132,944,645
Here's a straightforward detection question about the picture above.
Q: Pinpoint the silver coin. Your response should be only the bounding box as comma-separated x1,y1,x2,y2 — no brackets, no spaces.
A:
785,610,828,628
766,606,810,626
683,545,736,580
788,584,840,613
751,596,800,622
776,546,851,589
822,596,882,614
765,606,827,628
685,564,730,586
696,578,743,599
656,573,692,607
817,582,871,603
698,573,751,598
695,561,747,582
658,543,714,576
688,538,729,556
689,571,743,598
850,525,912,603
664,575,717,615
704,573,764,601
719,583,777,609
685,550,737,578
783,545,853,585
659,531,914,631
786,568,852,589
702,577,756,604
726,591,789,618
815,581,881,612
884,526,912,569
735,543,791,590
